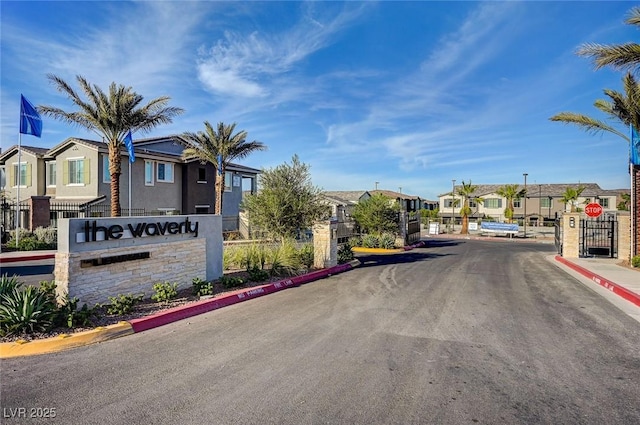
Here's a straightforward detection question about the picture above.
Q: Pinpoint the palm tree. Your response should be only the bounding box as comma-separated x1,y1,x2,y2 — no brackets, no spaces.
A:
181,121,266,215
550,72,640,141
456,181,483,234
576,7,640,72
618,192,631,210
38,74,183,217
496,184,526,223
559,186,585,213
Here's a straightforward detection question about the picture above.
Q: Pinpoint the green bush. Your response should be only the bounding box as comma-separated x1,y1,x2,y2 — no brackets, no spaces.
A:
632,255,640,268
192,277,214,297
33,226,57,246
338,243,354,264
56,296,100,328
0,286,58,336
107,294,144,315
218,276,245,289
379,233,396,249
362,234,380,248
349,236,363,247
0,274,23,296
151,282,179,303
6,227,56,251
248,266,269,282
297,243,314,269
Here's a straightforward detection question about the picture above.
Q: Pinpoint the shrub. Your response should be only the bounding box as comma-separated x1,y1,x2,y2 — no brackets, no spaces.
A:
349,236,363,247
218,276,245,289
269,239,301,276
362,234,380,248
632,255,640,268
107,294,144,315
379,233,396,249
151,282,179,303
338,243,354,264
0,274,23,297
297,243,314,269
33,226,57,246
0,286,58,336
192,277,214,297
248,266,269,282
56,296,100,328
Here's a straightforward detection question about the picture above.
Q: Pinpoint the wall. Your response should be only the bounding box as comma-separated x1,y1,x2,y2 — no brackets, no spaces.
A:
55,215,223,305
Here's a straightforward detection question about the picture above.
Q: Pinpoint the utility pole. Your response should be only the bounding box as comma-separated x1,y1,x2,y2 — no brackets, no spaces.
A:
451,179,456,233
523,173,528,238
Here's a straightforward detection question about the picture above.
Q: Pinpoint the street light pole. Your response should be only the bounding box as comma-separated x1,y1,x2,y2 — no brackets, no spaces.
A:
451,179,456,233
523,173,528,238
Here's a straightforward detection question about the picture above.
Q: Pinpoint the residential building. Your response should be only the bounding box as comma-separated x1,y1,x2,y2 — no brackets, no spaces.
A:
0,135,259,232
438,183,624,224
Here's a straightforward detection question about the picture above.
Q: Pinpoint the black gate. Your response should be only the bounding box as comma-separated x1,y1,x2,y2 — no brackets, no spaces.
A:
580,216,617,258
554,218,562,255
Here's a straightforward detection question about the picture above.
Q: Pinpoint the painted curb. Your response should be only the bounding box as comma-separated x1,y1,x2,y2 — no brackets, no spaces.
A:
129,262,354,333
0,253,56,264
0,262,359,358
352,241,425,254
0,321,133,359
555,255,640,307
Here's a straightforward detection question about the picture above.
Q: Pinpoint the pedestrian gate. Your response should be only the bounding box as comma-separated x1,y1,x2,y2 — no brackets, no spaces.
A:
580,216,617,258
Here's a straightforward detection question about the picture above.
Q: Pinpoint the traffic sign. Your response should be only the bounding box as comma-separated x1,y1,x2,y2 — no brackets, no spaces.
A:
584,203,603,218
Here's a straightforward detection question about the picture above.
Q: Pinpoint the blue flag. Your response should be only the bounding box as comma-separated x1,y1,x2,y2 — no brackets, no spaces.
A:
124,130,135,163
632,125,640,166
20,95,42,137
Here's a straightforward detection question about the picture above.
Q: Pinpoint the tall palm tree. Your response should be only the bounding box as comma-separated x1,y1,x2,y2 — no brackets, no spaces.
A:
38,74,183,217
456,181,483,234
181,121,266,215
559,186,585,213
496,184,526,223
576,7,640,72
550,72,640,141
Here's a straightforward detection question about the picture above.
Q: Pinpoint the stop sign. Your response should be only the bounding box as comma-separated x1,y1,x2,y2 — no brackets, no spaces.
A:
585,202,603,218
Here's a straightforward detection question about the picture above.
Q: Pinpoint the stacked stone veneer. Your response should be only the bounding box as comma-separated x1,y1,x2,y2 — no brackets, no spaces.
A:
561,212,631,260
55,239,206,305
55,215,222,306
313,220,338,269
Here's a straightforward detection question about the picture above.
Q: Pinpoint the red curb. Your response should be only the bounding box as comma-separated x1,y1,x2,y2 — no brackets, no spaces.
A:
0,253,56,264
555,255,640,307
129,263,354,333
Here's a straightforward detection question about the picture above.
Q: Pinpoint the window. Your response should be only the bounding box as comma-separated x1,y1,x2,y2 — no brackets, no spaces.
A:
469,198,477,208
598,198,609,208
198,167,206,182
444,199,454,208
541,197,552,208
102,155,110,183
157,162,173,182
13,162,28,186
145,160,154,186
484,198,502,209
46,161,56,186
224,171,232,192
67,159,85,184
513,199,521,208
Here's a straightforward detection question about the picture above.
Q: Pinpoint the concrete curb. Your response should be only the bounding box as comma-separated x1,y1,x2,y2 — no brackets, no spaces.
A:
352,240,426,254
555,255,640,307
0,321,133,359
1,262,358,358
0,253,56,264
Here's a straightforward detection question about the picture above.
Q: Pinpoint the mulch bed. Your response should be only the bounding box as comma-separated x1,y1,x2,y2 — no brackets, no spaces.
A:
0,270,299,343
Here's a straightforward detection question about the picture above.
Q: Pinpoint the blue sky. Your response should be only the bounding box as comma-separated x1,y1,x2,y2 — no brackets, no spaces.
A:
1,1,637,200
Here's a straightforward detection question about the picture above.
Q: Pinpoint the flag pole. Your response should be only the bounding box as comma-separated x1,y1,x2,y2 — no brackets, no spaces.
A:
129,158,132,217
15,133,22,247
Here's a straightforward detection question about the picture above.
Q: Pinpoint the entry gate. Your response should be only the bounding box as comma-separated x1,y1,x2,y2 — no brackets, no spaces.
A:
580,216,617,258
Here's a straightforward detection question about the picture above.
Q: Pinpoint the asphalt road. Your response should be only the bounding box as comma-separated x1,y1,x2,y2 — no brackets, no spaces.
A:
2,239,639,425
